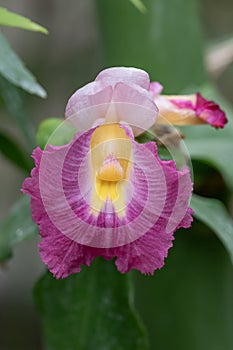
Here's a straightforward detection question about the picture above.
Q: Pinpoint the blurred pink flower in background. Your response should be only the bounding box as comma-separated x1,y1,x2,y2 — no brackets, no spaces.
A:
150,82,227,128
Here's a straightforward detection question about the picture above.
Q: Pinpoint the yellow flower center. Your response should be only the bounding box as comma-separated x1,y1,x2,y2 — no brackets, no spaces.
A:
90,123,132,214
97,157,124,182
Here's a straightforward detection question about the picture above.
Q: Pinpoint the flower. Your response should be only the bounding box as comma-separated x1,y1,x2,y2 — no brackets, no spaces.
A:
22,67,193,279
150,83,227,128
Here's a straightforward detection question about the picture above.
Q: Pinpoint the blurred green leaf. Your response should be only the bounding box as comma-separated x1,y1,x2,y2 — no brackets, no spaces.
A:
134,223,233,350
0,196,37,262
37,118,76,149
0,31,47,98
34,259,149,350
183,85,233,190
129,0,147,13
191,194,233,264
96,0,204,91
0,7,48,34
187,137,233,190
0,76,36,148
0,130,32,172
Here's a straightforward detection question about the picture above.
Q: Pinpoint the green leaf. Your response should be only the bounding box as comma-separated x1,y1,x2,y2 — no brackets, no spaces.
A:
186,137,233,190
183,85,233,190
36,118,76,149
0,31,47,98
0,76,36,148
0,130,32,172
134,222,233,350
129,0,147,13
34,259,149,350
0,196,37,262
0,7,48,34
191,194,233,264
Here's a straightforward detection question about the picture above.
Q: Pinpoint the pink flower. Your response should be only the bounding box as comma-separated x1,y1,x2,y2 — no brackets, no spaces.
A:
150,83,227,128
22,68,193,279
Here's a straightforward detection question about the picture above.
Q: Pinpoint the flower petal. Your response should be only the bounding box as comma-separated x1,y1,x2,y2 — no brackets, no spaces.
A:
195,92,227,128
39,216,100,279
107,142,193,274
155,93,227,128
22,126,193,278
65,81,113,130
65,67,158,135
36,127,166,248
112,82,158,135
149,81,163,97
155,95,203,125
96,67,150,90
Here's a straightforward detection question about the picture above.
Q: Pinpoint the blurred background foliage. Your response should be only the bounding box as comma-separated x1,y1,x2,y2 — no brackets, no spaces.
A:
0,0,233,349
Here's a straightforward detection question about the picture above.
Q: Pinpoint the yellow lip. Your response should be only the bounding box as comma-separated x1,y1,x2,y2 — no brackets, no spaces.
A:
90,123,132,214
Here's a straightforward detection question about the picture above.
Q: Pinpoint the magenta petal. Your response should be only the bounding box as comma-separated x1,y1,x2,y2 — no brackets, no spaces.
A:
113,142,193,274
165,167,193,233
36,129,167,248
170,93,227,128
170,99,195,110
22,147,44,223
195,92,227,128
177,207,194,229
38,216,101,279
96,67,150,90
114,230,174,274
22,128,193,279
